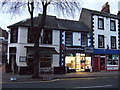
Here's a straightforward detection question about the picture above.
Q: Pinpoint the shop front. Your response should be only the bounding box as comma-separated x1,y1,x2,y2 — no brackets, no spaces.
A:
93,49,120,71
65,46,92,72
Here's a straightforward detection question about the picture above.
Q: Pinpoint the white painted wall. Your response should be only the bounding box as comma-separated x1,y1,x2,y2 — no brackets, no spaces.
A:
52,54,59,67
17,44,27,66
73,32,81,46
18,27,28,43
8,27,60,67
52,30,60,66
93,15,119,49
118,1,120,12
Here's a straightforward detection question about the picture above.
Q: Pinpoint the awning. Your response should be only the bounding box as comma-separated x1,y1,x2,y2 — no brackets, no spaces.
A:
24,46,59,54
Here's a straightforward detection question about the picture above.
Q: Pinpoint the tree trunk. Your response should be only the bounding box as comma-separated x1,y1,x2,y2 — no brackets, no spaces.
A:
32,3,47,78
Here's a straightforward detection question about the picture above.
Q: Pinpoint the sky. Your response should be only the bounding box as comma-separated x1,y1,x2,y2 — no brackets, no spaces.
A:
0,0,120,30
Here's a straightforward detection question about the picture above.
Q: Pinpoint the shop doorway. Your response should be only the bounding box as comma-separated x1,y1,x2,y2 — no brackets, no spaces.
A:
100,58,105,70
94,57,99,71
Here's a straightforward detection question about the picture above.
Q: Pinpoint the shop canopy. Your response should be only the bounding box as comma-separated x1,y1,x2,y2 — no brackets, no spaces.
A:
24,46,58,55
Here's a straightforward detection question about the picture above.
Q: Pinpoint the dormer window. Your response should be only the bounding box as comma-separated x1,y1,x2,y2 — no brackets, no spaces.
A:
110,20,116,31
98,18,104,30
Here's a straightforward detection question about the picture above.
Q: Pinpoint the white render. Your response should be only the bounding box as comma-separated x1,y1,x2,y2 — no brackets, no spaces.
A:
93,15,119,49
73,32,81,46
118,1,120,12
8,27,60,67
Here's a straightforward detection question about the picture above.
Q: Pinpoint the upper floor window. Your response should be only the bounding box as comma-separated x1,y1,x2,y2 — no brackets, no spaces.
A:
110,20,116,31
10,28,18,43
81,33,87,46
98,18,104,30
98,35,104,48
28,27,38,43
65,32,72,46
42,29,52,44
111,36,116,49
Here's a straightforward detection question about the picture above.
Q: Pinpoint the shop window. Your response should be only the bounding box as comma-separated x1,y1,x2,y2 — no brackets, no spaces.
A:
98,18,104,30
111,36,116,49
110,20,116,31
10,28,18,43
98,35,104,48
107,55,118,65
65,56,76,69
40,55,52,67
65,32,72,46
81,33,87,46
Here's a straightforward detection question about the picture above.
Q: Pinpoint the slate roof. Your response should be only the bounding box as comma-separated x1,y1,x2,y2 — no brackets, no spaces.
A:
79,8,120,31
7,14,90,32
82,8,120,19
7,15,58,30
57,19,90,32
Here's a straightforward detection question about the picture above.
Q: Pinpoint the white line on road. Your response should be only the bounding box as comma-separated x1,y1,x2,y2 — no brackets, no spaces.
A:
72,85,113,88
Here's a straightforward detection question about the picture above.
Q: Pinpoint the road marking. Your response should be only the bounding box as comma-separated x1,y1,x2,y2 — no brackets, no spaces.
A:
72,85,113,89
1,77,108,84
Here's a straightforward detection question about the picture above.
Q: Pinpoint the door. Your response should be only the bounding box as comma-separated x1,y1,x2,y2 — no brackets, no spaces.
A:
94,57,99,71
10,54,17,73
100,58,105,70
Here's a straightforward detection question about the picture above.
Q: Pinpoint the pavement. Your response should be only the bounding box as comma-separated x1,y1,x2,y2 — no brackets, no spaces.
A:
0,64,120,83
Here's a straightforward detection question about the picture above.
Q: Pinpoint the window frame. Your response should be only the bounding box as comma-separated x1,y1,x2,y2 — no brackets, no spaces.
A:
65,31,72,46
98,35,104,48
106,55,118,65
81,33,87,46
42,29,52,44
98,18,104,30
111,36,116,49
110,20,116,31
10,28,18,43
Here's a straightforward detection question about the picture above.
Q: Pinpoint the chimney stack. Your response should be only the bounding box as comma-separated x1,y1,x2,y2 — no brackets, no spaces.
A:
101,2,110,13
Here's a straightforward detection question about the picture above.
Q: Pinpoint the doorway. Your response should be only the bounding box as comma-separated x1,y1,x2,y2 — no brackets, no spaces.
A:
9,47,17,73
100,58,105,70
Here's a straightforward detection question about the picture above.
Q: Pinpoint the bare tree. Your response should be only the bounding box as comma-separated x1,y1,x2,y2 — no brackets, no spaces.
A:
1,0,83,78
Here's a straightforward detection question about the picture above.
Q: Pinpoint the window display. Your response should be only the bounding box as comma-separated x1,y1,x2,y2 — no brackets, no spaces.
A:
107,55,118,65
65,53,92,72
85,57,91,69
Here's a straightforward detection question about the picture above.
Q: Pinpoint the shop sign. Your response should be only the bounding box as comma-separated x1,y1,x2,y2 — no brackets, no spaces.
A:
66,47,84,51
19,56,27,62
85,47,94,53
